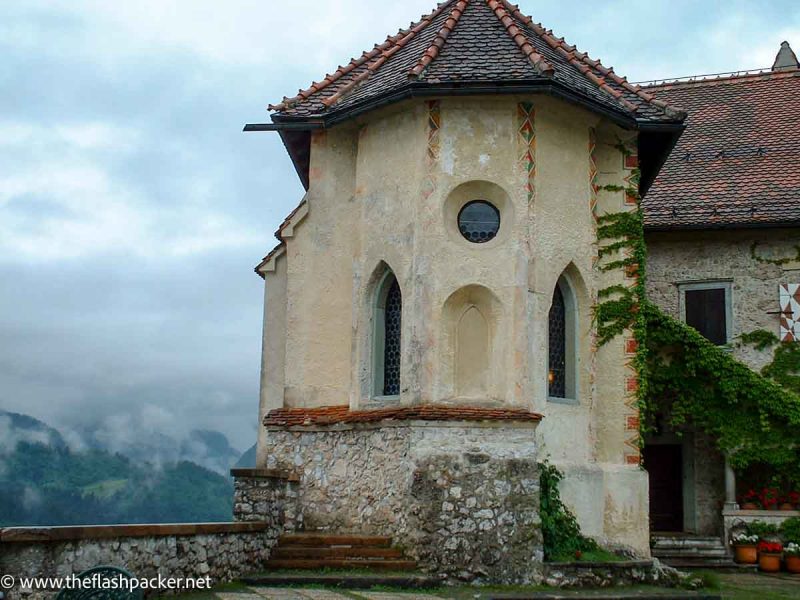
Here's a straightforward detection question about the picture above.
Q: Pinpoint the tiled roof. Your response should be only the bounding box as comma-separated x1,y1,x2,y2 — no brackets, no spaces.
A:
264,404,543,427
644,68,800,230
268,0,684,125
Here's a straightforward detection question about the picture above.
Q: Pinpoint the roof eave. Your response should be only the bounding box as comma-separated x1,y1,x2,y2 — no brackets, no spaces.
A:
249,80,685,195
644,220,800,233
636,121,686,197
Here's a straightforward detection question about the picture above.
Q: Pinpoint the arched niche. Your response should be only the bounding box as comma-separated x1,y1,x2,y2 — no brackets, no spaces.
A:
441,285,503,402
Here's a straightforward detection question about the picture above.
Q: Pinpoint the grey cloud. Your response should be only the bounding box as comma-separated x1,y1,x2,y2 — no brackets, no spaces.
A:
0,0,796,458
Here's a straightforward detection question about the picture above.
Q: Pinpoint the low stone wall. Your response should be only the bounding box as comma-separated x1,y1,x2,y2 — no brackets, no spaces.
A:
0,522,278,599
256,421,543,583
543,560,684,588
723,509,800,546
1,472,296,600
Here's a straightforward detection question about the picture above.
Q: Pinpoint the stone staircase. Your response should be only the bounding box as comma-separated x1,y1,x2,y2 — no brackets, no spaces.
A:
263,533,417,571
651,534,746,569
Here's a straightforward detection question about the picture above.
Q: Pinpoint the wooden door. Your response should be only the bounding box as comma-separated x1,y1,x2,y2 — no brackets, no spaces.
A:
643,444,684,532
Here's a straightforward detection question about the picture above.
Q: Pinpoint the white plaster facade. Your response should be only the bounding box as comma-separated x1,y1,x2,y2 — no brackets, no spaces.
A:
254,94,650,554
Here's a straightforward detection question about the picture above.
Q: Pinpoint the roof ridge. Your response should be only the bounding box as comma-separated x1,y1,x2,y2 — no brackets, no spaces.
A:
497,0,685,118
409,0,468,79
486,0,554,76
643,67,800,90
269,1,455,112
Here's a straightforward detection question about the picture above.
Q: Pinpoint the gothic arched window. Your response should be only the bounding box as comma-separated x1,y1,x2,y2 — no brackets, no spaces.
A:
548,276,577,401
373,271,402,397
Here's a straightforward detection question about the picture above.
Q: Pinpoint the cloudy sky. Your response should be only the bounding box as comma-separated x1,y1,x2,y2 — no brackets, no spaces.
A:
1,0,797,452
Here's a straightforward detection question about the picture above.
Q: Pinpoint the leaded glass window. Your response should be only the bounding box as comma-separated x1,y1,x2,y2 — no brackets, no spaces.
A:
382,278,402,395
458,200,500,243
548,284,566,398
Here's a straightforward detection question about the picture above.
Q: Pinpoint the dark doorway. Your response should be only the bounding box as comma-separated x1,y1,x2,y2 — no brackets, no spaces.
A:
643,444,684,532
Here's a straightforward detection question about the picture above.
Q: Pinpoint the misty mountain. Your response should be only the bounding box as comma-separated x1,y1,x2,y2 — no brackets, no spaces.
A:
234,443,256,468
0,410,233,527
75,422,243,476
0,410,68,452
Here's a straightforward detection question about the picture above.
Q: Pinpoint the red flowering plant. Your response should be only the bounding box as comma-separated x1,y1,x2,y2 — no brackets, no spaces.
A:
740,489,761,508
787,491,800,507
757,540,783,555
760,487,780,510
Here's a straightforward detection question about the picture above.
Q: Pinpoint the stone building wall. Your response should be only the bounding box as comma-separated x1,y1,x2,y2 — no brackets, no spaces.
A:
260,421,543,583
646,228,800,370
0,523,279,600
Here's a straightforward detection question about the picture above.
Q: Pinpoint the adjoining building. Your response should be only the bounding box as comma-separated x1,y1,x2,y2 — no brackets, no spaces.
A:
642,42,800,563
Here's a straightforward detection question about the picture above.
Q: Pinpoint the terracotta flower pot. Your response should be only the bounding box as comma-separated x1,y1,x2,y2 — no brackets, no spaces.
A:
780,503,795,511
734,545,758,564
759,553,782,573
787,556,800,574
741,502,759,510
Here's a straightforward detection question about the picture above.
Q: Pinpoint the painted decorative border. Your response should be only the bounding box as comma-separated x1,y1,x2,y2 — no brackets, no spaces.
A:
780,283,800,342
517,102,536,204
588,128,598,218
622,144,642,466
421,99,441,200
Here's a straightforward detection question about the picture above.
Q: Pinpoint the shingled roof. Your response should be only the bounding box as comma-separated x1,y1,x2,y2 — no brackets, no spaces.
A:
644,64,800,230
267,0,683,125
247,0,687,194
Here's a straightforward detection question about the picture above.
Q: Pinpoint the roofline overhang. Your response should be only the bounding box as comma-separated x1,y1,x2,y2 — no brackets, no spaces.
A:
245,79,685,194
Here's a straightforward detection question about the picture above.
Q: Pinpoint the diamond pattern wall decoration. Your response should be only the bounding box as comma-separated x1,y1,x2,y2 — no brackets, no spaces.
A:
780,283,800,342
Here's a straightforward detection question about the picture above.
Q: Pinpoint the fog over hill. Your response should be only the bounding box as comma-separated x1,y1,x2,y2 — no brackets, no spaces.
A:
0,409,250,527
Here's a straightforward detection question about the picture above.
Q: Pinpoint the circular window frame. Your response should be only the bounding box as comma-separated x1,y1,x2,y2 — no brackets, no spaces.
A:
443,180,513,249
457,200,501,244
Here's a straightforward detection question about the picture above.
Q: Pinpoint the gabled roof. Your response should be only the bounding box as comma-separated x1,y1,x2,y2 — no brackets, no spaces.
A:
644,66,800,230
267,0,684,126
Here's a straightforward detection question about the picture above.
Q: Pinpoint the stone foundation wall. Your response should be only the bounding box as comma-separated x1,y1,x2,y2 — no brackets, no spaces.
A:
0,523,280,600
260,421,543,583
542,560,686,588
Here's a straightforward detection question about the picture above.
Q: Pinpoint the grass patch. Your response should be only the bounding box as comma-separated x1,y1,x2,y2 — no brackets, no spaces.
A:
689,570,721,590
549,548,624,563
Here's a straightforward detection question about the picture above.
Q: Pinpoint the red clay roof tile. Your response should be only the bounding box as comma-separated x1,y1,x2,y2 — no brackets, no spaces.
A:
264,404,543,427
645,68,800,229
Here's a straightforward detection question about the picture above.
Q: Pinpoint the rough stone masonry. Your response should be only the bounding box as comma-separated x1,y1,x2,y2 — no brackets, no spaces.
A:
247,421,543,583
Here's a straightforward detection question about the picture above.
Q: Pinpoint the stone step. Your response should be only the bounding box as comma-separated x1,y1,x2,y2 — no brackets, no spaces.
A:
272,546,404,560
651,536,726,549
278,533,392,548
263,558,418,571
659,557,757,571
653,548,730,560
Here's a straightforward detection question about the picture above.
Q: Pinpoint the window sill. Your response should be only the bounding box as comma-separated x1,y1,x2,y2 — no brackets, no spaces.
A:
547,396,580,406
361,396,401,410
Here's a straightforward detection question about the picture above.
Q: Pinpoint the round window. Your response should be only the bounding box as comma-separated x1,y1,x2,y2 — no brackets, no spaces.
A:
458,200,500,243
